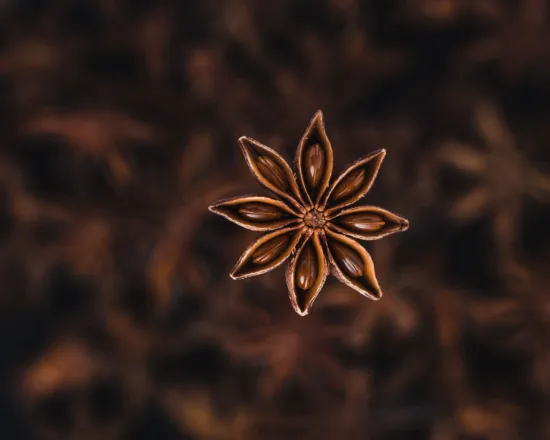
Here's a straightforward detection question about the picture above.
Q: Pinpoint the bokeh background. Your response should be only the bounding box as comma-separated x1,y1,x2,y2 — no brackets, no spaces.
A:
1,0,550,439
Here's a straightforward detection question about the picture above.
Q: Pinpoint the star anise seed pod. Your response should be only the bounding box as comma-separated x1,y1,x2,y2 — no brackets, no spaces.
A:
209,111,409,316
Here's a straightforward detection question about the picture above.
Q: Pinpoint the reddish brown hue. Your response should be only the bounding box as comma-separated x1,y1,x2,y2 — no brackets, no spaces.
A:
209,111,409,315
5,2,549,438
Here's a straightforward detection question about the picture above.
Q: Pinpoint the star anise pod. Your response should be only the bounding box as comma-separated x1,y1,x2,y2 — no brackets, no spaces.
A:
209,111,409,316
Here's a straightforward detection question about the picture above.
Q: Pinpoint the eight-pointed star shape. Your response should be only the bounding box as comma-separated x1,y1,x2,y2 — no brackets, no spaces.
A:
209,111,409,316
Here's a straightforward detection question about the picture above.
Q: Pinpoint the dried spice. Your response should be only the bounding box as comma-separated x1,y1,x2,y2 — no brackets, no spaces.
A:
436,99,550,258
210,111,409,315
3,1,550,439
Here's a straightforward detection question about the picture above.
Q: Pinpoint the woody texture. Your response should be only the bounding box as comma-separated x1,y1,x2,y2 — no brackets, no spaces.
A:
209,111,409,315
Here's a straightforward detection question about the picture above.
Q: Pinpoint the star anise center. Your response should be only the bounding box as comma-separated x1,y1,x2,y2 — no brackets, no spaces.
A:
303,209,326,229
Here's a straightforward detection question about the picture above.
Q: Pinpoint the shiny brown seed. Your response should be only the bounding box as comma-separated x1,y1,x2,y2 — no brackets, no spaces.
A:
296,243,317,291
251,234,290,265
338,212,385,232
238,202,284,221
329,241,363,278
331,168,366,202
257,155,288,190
304,144,324,189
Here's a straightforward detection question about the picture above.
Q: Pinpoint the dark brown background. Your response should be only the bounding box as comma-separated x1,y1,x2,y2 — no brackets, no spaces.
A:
1,1,550,439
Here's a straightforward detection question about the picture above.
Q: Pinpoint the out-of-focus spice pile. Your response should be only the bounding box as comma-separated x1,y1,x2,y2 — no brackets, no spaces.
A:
1,1,550,439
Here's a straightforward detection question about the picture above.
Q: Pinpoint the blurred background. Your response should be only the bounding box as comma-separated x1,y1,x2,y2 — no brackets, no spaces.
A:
1,0,550,439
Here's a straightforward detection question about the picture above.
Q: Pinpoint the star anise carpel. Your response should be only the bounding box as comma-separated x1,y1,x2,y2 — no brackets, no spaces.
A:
209,111,409,316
